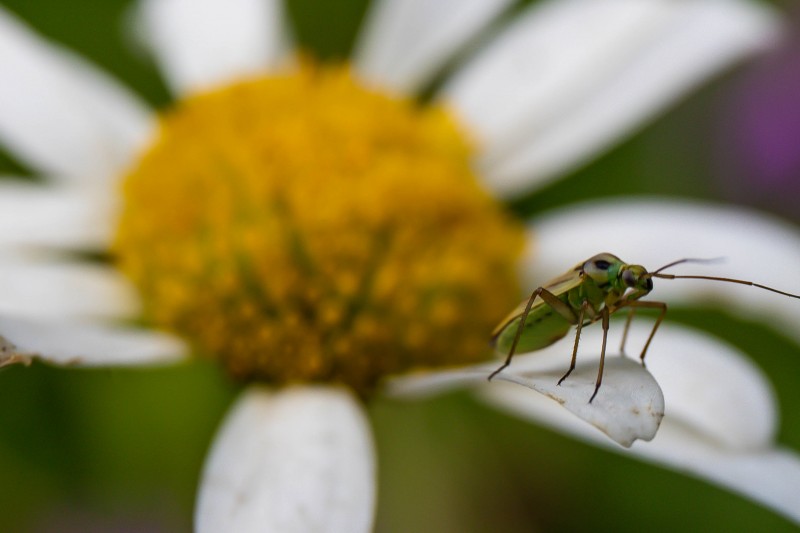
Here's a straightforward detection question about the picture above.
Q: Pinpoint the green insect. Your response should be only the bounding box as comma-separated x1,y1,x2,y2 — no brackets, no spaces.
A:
488,252,800,402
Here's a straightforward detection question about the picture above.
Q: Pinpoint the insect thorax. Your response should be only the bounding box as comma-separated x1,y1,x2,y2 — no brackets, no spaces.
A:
566,276,609,315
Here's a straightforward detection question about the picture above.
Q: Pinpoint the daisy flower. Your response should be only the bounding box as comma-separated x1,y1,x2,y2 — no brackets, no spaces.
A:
0,0,799,530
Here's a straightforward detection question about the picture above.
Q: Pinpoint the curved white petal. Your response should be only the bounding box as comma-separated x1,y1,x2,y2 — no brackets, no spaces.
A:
0,7,153,184
442,0,780,197
354,0,513,94
397,319,779,450
196,386,375,533
396,322,774,448
499,322,777,450
496,357,664,447
634,422,800,525
0,315,186,367
445,0,673,154
0,180,115,250
484,383,800,524
388,339,666,447
526,198,800,345
0,254,139,321
480,324,800,524
639,324,776,450
135,0,291,96
486,0,780,196
386,366,490,399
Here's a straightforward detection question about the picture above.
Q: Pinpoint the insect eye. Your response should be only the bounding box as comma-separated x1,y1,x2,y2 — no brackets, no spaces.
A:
593,260,611,270
622,269,636,287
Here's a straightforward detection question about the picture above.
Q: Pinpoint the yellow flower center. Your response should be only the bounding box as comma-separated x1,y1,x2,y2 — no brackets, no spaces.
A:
115,63,523,393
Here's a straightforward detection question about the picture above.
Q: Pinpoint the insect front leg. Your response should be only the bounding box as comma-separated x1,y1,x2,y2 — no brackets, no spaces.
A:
558,299,591,386
623,300,667,366
488,287,578,380
589,306,611,403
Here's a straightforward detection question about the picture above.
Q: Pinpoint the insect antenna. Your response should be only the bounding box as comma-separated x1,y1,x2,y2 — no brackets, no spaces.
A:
651,257,725,275
650,272,800,300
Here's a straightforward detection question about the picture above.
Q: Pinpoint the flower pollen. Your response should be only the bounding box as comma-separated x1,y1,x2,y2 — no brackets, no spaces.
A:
115,63,523,393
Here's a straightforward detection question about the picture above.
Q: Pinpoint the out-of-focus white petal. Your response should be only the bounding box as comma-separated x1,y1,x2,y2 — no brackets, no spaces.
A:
135,0,291,96
486,0,780,196
0,180,115,249
386,366,489,399
479,323,800,523
496,357,664,447
196,386,375,533
526,198,800,345
639,324,776,450
442,0,780,197
445,0,672,155
0,315,186,367
354,0,513,94
0,7,153,184
635,422,800,525
0,254,139,321
484,382,800,524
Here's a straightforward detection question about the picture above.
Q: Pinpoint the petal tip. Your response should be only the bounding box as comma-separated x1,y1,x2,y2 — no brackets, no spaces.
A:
495,356,665,447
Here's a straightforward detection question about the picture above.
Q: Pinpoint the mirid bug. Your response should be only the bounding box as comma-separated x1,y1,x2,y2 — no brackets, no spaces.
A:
488,253,800,402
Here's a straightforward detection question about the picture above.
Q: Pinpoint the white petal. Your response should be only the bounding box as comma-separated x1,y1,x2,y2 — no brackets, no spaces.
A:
442,0,780,197
0,7,153,184
636,422,800,525
486,0,780,196
639,324,776,450
496,357,664,447
0,180,115,249
386,366,490,399
389,342,665,447
526,199,800,345
0,254,139,321
483,383,800,524
510,322,776,450
445,0,673,153
479,323,800,522
196,386,375,533
0,315,186,367
354,0,513,94
135,0,291,96
467,321,773,448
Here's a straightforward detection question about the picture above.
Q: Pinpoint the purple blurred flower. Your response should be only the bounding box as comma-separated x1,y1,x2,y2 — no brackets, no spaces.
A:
717,10,800,220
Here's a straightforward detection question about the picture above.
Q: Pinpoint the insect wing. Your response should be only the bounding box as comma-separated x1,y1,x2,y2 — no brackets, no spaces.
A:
542,267,585,294
491,267,583,338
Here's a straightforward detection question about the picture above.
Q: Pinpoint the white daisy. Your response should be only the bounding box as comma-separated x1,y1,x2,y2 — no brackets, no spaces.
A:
0,0,798,530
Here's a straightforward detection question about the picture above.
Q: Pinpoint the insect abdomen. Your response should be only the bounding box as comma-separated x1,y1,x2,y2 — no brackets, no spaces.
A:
492,306,572,355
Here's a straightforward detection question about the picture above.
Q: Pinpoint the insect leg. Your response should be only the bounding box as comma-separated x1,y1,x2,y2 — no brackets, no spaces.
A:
619,308,636,356
558,299,590,386
623,300,667,366
488,287,577,380
589,306,610,403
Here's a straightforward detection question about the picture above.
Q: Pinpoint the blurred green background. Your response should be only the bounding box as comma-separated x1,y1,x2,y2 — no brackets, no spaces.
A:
0,0,799,531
